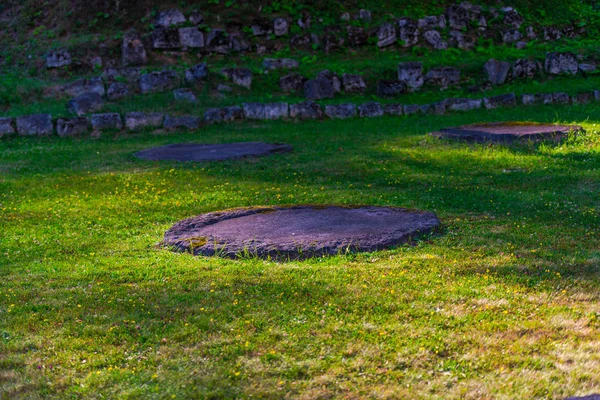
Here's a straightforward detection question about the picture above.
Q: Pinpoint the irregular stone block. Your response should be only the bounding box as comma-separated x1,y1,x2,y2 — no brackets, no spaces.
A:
418,15,446,30
317,70,341,92
185,63,209,85
173,88,197,103
376,23,397,48
204,108,223,124
263,58,299,70
304,79,334,100
579,63,596,73
156,9,186,27
56,117,89,137
189,11,205,26
125,112,165,130
545,52,578,75
552,92,570,104
398,62,424,90
217,84,233,93
397,18,419,47
229,68,253,89
445,98,482,112
107,82,129,101
377,80,407,97
356,9,372,22
522,94,554,106
446,4,470,29
67,93,104,116
91,113,122,130
16,114,53,136
290,102,323,120
571,92,594,105
544,27,562,41
449,30,474,50
274,17,289,36
503,8,523,28
425,67,461,88
152,27,181,49
383,104,403,116
325,103,357,119
163,115,201,130
484,59,511,85
139,70,180,94
0,118,16,137
403,104,421,115
122,30,147,66
347,26,368,46
483,93,517,109
206,29,231,54
358,102,384,118
502,29,522,44
595,90,600,102
342,74,366,93
280,73,307,92
103,67,141,83
251,18,272,36
423,30,448,49
63,77,105,98
420,101,446,115
222,106,243,122
179,27,204,48
231,35,250,52
243,103,289,120
46,49,72,68
513,59,540,79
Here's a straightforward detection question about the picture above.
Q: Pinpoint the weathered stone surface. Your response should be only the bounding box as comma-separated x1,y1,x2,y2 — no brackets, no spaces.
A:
274,17,289,36
515,41,528,49
403,104,421,115
321,32,344,54
67,93,104,116
107,82,129,101
358,102,384,118
418,15,446,30
122,30,147,66
91,113,122,130
377,80,407,97
217,84,232,93
544,27,562,41
231,35,251,52
290,102,323,120
449,30,474,50
317,70,341,92
206,29,231,54
423,30,447,49
222,106,244,122
521,93,553,106
204,108,223,124
251,18,272,36
431,122,583,142
173,88,197,103
445,98,482,112
397,18,419,47
0,118,16,137
553,92,570,104
139,70,180,94
356,9,372,22
513,59,540,79
163,115,201,130
46,49,72,68
243,103,289,120
56,117,89,137
545,52,578,75
383,104,404,116
189,11,205,26
325,103,357,119
595,91,600,102
502,29,522,44
16,114,53,136
526,26,537,39
340,12,350,21
156,9,186,27
125,112,165,131
571,92,594,105
280,73,307,92
342,74,366,93
185,63,209,84
103,67,141,83
63,77,105,98
398,62,424,90
230,68,253,89
579,63,597,73
347,26,368,46
164,205,440,259
179,27,204,48
376,23,397,48
446,4,470,29
483,93,517,109
564,394,600,400
303,79,335,100
152,27,181,49
137,142,291,163
420,101,446,115
425,67,460,88
263,58,299,70
503,8,523,28
484,59,511,85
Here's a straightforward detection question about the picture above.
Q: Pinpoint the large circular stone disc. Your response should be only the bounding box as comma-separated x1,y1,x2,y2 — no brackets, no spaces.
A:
134,142,292,161
430,122,583,142
164,206,441,259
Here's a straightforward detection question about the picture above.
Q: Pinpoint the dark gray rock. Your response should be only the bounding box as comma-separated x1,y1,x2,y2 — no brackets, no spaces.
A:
403,104,421,115
543,27,562,41
137,142,291,163
565,395,600,400
383,104,404,116
230,68,253,89
347,26,368,46
164,205,440,259
376,23,397,48
321,32,344,54
521,93,553,106
397,18,419,47
91,113,122,130
185,63,209,85
189,11,205,26
231,35,251,52
595,91,600,102
56,117,89,137
431,122,583,143
325,103,357,119
63,77,105,98
483,93,517,109
356,9,372,22
526,26,537,39
156,9,186,27
445,98,482,112
515,41,528,49
0,118,16,137
103,67,141,83
251,18,272,36
513,59,540,79
446,4,470,29
317,70,342,93
16,114,53,136
342,74,366,93
243,103,289,120
545,52,579,75
398,62,424,90
449,30,474,50
222,106,244,122
173,88,197,103
263,58,299,70
280,73,307,92
484,59,511,85
420,101,446,115
503,8,523,28
423,30,448,49
290,102,323,120
125,112,165,130
152,27,181,49
304,79,335,100
122,30,148,66
358,102,384,118
571,92,594,105
107,82,129,101
139,70,180,94
46,49,72,69
425,67,461,88
377,80,407,97
274,17,289,36
163,115,201,130
552,92,570,104
205,29,231,54
502,29,523,44
579,63,597,73
217,84,233,93
204,108,223,124
179,27,204,48
67,93,104,116
418,15,446,30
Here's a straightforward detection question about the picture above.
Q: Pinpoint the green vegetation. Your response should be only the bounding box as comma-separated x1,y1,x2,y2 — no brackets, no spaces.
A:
1,104,599,398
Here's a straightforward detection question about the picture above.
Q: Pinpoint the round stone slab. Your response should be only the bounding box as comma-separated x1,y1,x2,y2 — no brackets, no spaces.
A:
134,142,292,162
430,122,583,143
164,206,440,259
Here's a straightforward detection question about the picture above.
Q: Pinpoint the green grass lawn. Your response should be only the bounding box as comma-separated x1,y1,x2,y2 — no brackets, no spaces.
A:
1,104,599,398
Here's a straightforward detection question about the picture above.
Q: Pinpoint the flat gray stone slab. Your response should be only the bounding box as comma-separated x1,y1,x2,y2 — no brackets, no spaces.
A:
164,206,440,259
134,142,292,162
431,122,583,143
